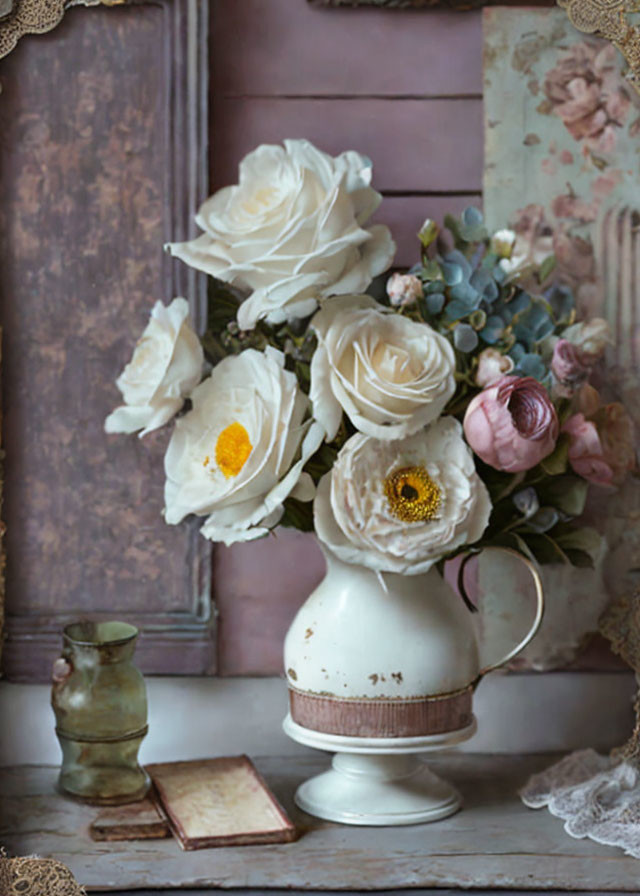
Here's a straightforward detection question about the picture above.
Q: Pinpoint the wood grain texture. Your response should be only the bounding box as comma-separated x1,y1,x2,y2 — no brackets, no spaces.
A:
0,0,213,681
214,530,325,676
211,97,483,194
148,757,297,849
3,756,640,891
212,0,482,97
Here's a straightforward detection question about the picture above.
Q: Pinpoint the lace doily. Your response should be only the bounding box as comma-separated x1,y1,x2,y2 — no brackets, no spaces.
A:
521,748,640,858
0,856,85,895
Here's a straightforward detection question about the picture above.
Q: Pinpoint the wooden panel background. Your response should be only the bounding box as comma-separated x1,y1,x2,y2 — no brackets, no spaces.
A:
210,0,485,674
0,0,213,680
0,0,616,681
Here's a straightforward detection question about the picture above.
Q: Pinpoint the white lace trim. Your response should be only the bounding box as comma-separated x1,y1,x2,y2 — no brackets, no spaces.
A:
520,748,640,858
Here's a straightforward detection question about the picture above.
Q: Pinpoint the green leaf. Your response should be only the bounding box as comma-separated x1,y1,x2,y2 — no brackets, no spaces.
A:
421,260,443,282
418,218,439,249
303,442,340,484
279,497,314,532
537,475,588,517
540,433,570,476
483,531,536,564
523,532,570,565
563,548,595,569
554,526,602,563
537,254,557,284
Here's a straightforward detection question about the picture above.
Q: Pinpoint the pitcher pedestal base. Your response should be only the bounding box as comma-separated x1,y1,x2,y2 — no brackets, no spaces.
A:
283,713,476,827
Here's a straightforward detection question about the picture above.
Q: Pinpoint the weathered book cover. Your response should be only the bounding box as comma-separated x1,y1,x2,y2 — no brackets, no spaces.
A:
147,756,298,850
90,798,170,841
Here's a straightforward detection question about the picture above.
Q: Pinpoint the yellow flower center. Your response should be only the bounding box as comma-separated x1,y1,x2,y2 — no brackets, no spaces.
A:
384,466,442,523
214,422,253,479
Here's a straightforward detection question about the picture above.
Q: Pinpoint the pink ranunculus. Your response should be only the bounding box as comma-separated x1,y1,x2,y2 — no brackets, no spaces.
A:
563,413,614,487
551,339,590,396
463,376,559,473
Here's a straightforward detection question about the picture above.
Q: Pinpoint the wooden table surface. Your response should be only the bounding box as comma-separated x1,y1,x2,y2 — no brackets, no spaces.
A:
1,754,639,892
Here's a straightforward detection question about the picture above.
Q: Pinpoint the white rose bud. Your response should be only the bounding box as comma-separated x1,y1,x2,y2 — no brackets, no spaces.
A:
166,139,395,330
386,272,423,308
105,298,203,437
563,318,611,364
490,229,517,259
310,295,456,441
474,348,515,388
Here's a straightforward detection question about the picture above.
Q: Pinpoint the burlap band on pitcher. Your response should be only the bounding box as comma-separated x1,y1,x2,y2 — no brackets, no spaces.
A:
289,686,473,738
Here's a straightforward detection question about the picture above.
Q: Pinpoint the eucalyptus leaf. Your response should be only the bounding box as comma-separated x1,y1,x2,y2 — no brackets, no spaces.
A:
442,261,464,286
426,292,446,314
444,299,475,322
515,353,547,381
459,206,487,242
480,315,505,344
453,324,479,353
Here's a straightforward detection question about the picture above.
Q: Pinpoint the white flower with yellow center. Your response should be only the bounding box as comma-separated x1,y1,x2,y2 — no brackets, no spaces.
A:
166,139,395,330
310,295,456,441
105,298,203,437
163,347,323,545
314,417,492,574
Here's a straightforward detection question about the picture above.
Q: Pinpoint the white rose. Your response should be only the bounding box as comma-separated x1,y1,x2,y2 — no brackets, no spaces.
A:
166,139,395,330
105,298,203,437
310,295,456,441
163,347,323,545
314,417,492,575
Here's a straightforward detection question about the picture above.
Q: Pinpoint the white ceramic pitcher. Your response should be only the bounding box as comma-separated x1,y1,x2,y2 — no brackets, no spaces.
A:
283,545,544,826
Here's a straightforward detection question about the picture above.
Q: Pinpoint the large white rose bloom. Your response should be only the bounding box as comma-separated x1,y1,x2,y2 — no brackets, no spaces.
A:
164,347,323,545
165,140,395,330
310,295,456,441
314,418,492,574
105,298,203,437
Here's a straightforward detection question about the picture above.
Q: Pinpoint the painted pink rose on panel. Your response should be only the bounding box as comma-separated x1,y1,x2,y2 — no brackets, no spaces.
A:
543,42,631,156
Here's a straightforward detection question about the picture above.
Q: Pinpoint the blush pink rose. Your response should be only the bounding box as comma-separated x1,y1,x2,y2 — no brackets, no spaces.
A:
551,339,590,396
563,413,614,487
463,376,559,472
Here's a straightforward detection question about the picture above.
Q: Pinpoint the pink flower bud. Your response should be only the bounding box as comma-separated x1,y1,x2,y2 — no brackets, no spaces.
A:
551,339,590,395
386,273,423,308
563,414,614,487
463,376,559,472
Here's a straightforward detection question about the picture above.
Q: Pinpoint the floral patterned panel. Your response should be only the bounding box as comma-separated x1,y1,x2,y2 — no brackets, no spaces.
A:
483,9,640,670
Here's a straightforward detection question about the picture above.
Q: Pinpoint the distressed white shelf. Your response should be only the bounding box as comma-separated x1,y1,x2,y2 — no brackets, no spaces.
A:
1,754,638,892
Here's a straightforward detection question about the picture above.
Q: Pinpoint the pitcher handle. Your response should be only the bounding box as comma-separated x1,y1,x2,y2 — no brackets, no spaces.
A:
469,546,544,680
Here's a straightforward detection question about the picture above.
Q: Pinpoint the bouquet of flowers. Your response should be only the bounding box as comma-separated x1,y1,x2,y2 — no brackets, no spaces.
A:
105,139,635,576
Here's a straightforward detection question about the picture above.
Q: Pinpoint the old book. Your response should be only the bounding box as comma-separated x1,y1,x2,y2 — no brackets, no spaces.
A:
147,756,298,850
89,798,170,841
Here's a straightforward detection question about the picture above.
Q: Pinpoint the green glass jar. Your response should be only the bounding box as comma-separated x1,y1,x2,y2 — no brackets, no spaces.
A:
51,621,150,804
